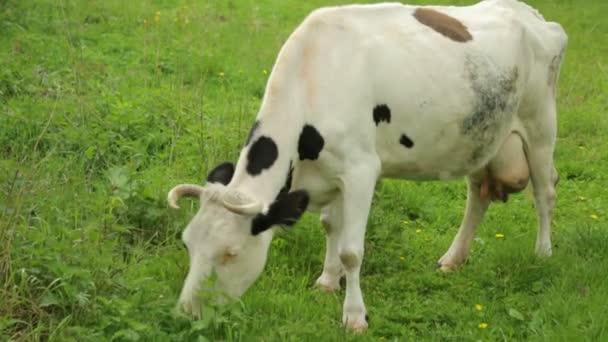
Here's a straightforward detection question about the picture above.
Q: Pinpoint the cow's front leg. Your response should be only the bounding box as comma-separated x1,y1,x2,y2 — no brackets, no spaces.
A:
315,201,344,292
338,159,380,332
438,177,490,271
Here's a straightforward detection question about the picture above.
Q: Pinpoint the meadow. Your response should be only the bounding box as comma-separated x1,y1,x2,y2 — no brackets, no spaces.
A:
1,0,607,340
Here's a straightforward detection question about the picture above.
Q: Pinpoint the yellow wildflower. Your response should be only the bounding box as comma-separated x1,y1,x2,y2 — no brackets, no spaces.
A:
399,256,405,261
416,229,422,233
475,304,483,312
495,233,505,238
590,214,599,220
218,72,225,77
263,69,268,75
478,322,488,329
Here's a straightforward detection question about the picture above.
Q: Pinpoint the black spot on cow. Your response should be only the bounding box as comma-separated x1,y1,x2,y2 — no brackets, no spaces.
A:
461,56,519,163
373,104,391,125
278,161,294,196
400,134,414,148
246,136,278,176
245,120,260,146
298,124,324,160
413,8,473,43
548,48,565,91
206,162,235,185
462,58,519,137
251,190,310,235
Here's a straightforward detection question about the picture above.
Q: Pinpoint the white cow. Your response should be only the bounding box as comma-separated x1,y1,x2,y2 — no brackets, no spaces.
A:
168,0,567,331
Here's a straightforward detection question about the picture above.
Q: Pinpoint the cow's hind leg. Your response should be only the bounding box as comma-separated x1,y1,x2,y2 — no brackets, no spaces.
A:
438,177,490,271
528,141,558,256
528,146,557,257
522,101,558,257
315,200,344,292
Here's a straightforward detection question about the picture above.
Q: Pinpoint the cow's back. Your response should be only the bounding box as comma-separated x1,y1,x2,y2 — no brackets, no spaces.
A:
280,1,566,184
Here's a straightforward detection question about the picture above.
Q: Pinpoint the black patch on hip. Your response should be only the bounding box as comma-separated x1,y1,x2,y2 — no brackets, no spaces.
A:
298,124,324,161
246,136,278,176
373,104,391,125
461,64,519,136
245,120,260,146
399,134,414,148
461,56,520,163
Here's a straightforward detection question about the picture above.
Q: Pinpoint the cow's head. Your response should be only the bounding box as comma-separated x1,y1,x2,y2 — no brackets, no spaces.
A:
168,162,309,316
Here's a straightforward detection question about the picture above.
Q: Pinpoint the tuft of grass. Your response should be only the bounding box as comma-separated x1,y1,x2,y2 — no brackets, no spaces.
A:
1,0,607,340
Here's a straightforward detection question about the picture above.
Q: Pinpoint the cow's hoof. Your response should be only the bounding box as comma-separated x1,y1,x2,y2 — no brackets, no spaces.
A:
437,262,456,273
438,249,467,272
535,244,553,258
343,312,368,333
437,258,459,272
178,298,201,318
315,274,341,293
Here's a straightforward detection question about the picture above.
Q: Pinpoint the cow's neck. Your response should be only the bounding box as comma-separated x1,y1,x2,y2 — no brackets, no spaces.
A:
228,39,309,206
228,76,304,207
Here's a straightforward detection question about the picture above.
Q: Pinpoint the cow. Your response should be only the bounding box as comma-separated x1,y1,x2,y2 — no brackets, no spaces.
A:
168,0,567,332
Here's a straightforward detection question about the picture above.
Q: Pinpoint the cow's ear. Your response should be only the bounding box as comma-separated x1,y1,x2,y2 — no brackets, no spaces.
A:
251,190,309,235
206,162,235,185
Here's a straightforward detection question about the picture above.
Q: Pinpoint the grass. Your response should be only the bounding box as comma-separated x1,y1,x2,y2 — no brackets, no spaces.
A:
1,0,607,340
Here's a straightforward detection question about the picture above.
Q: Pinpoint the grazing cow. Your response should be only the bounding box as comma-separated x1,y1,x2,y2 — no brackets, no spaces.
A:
168,0,567,332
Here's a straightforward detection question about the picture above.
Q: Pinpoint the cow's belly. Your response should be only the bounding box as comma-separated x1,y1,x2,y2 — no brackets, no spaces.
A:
378,145,491,181
376,111,515,181
369,56,522,180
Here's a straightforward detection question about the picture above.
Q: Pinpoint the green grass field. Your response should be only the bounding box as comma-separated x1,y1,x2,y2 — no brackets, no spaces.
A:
1,0,607,340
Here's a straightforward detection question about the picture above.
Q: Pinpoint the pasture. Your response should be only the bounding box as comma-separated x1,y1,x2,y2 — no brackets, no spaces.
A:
1,0,607,340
